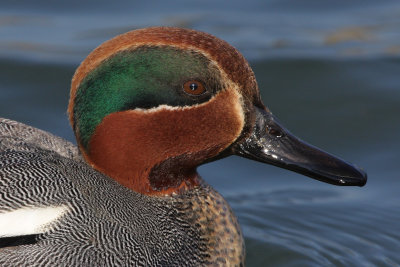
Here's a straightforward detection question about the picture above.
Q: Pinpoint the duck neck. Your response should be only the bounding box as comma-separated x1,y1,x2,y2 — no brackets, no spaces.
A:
76,89,245,196
168,184,245,265
81,142,204,196
81,106,233,196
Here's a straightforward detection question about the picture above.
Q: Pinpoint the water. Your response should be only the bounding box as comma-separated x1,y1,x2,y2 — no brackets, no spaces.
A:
1,1,399,266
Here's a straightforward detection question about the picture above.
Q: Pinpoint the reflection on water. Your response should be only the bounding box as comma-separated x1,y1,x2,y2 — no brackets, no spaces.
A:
1,1,400,266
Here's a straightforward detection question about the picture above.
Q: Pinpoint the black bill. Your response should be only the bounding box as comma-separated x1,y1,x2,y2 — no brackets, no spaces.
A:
233,107,367,186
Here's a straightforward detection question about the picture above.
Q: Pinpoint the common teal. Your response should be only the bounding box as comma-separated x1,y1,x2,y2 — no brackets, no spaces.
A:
0,27,367,266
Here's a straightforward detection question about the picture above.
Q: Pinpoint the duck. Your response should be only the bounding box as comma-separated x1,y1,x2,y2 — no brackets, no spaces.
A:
0,27,367,266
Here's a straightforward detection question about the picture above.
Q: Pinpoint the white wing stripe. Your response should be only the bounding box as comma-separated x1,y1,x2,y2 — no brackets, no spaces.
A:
0,206,69,237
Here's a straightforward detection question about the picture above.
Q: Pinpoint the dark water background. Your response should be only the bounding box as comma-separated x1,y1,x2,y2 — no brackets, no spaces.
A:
1,1,399,266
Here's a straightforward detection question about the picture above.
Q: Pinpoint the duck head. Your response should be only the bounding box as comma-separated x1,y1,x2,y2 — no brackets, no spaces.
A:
68,27,367,196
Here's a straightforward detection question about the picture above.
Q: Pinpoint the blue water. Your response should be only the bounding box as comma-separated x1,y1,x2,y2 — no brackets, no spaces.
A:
1,1,399,266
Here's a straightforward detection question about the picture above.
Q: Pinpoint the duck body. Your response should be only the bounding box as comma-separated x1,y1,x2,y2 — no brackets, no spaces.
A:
0,119,243,266
0,27,366,266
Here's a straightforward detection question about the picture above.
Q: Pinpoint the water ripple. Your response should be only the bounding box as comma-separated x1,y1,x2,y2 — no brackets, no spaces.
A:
229,189,400,266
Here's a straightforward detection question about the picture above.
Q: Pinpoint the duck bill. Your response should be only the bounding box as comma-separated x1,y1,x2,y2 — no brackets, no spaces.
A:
233,107,367,186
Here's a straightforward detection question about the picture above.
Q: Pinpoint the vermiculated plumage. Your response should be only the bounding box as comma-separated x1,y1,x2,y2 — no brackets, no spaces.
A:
0,118,244,266
0,27,366,267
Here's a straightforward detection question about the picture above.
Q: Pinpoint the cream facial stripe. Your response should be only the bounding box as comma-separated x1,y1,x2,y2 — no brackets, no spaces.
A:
69,40,244,123
128,83,241,110
129,86,245,146
0,205,69,237
72,45,240,149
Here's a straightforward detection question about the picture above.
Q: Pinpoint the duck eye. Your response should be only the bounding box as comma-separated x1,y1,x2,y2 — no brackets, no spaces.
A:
183,80,206,95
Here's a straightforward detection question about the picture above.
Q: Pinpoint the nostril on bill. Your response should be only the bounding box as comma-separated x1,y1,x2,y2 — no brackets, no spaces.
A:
268,127,283,138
